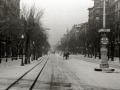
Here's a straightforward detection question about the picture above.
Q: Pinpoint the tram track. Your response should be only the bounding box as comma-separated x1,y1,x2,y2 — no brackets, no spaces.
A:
5,55,49,90
29,55,49,90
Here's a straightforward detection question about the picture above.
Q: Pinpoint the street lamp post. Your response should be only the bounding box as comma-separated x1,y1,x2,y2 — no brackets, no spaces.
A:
0,39,2,63
5,37,8,62
31,41,36,61
21,35,24,66
99,0,109,68
33,42,35,60
94,0,114,72
17,37,20,60
117,23,120,62
75,25,79,54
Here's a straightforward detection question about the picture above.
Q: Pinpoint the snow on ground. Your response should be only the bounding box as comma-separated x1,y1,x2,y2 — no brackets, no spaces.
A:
56,53,120,90
66,58,120,89
0,56,44,90
0,57,42,79
1,53,120,90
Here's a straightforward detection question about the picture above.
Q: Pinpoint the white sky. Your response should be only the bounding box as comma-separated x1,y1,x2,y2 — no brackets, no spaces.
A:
20,0,94,47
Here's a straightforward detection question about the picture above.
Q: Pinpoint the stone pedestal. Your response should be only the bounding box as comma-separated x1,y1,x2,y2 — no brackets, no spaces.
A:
100,46,109,68
94,45,115,72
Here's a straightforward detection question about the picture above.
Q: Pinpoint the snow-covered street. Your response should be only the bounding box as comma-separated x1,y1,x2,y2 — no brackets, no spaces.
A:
56,54,120,90
62,55,120,90
0,54,120,90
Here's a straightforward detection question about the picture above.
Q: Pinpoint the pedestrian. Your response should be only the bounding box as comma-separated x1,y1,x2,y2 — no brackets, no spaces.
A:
65,52,69,60
67,52,69,59
63,52,66,59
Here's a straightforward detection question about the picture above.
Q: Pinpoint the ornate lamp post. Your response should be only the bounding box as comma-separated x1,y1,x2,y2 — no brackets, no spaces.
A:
21,35,24,66
0,38,2,63
99,0,109,68
94,0,114,72
33,41,35,60
117,23,120,62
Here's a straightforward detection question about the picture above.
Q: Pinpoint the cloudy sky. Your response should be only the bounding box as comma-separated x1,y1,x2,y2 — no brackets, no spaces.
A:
20,0,94,47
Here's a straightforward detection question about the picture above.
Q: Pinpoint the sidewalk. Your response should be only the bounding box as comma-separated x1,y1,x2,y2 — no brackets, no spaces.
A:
0,56,43,79
69,54,120,67
57,53,120,67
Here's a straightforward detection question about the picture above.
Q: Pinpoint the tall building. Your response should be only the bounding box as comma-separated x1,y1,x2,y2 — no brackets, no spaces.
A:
88,0,105,33
7,0,20,19
0,0,20,57
0,0,20,20
88,0,120,57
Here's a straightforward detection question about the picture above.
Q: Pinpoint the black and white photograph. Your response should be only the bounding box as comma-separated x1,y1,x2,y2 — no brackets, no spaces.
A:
0,0,120,90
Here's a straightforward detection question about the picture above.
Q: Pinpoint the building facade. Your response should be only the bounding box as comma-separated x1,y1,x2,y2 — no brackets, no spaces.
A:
0,0,20,57
88,0,120,58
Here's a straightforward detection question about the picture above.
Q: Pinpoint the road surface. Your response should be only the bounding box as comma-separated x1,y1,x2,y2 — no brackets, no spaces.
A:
0,54,120,90
33,54,118,90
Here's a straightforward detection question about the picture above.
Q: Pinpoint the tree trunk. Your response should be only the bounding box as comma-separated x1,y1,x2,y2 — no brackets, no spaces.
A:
111,42,114,61
25,34,31,64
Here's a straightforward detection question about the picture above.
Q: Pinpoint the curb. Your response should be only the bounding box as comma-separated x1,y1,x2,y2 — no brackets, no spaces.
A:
94,68,115,73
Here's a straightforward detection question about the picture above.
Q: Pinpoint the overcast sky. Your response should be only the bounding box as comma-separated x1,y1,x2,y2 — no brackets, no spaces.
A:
20,0,94,47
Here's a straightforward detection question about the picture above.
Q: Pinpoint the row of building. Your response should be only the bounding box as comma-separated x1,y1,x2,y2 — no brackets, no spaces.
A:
55,22,89,54
56,0,120,57
88,0,120,57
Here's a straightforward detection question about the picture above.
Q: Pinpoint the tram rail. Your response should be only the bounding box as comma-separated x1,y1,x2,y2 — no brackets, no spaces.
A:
5,55,49,90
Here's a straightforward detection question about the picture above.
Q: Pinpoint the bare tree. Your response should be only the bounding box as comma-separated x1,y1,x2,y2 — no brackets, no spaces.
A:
21,4,49,64
21,3,46,64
